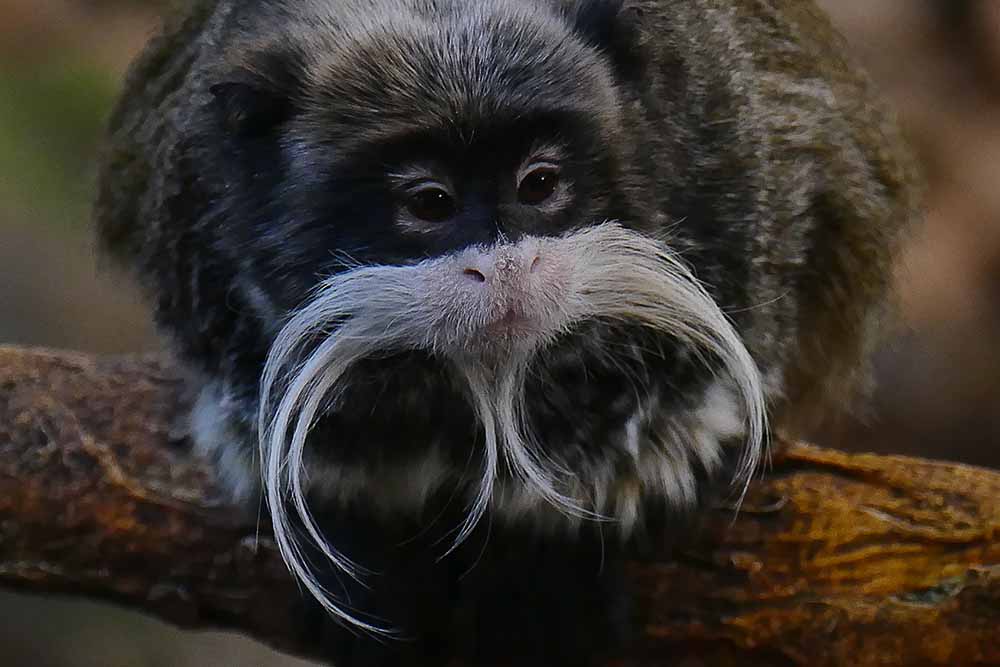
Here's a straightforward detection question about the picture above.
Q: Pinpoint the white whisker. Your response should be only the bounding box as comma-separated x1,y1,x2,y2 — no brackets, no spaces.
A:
256,222,768,632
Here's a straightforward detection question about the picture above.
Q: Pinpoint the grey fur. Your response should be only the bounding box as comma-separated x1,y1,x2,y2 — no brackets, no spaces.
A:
94,0,920,647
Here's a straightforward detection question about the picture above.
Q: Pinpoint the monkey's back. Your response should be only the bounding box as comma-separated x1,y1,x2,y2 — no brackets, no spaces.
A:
673,0,919,426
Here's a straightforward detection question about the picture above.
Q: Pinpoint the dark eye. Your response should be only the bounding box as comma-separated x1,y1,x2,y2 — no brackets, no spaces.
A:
406,187,456,223
518,166,560,205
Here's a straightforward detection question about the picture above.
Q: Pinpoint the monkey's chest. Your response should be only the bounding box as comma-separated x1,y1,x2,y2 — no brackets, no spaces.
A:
302,340,722,528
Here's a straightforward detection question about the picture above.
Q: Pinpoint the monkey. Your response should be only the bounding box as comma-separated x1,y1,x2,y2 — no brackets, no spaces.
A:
93,0,920,664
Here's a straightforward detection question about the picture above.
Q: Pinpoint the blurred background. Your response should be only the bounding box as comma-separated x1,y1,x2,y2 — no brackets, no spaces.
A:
1,1,998,665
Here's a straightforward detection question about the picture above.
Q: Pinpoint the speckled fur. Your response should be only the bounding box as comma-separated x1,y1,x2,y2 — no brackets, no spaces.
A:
95,1,919,664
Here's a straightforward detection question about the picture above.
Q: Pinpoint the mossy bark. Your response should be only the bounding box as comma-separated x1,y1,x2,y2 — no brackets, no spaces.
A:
1,346,997,666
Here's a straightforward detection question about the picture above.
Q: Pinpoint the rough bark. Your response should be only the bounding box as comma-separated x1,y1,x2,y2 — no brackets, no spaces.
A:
0,346,997,666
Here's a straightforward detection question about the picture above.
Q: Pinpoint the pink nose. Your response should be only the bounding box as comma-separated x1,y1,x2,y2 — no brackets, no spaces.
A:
462,267,488,283
460,247,542,286
444,239,562,339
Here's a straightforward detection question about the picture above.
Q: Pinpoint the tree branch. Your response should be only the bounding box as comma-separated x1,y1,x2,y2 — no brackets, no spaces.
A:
0,346,997,666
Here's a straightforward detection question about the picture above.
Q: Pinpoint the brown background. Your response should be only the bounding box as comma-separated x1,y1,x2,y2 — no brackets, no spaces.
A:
1,1,997,665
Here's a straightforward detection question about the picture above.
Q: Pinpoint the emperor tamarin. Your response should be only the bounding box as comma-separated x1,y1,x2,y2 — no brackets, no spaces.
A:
94,0,919,664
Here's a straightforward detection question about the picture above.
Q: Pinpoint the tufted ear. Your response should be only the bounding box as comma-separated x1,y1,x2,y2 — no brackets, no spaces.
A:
209,81,293,138
569,0,646,79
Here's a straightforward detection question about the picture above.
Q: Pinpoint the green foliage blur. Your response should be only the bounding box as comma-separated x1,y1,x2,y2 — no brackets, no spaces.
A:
1,61,116,220
0,2,157,352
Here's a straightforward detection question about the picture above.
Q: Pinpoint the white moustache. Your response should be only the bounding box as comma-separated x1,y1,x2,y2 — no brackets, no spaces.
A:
258,221,767,632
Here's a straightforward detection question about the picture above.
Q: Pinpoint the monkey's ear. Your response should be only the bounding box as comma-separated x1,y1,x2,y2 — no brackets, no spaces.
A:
570,0,646,79
209,82,292,137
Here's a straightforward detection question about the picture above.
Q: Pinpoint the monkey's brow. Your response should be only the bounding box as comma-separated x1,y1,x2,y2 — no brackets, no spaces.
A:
385,162,444,185
523,140,569,164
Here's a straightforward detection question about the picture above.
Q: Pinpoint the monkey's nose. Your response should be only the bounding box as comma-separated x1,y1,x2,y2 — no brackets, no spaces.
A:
449,238,562,338
462,267,488,283
460,247,541,286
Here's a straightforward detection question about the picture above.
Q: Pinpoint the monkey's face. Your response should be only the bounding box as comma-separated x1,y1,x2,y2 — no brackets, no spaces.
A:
214,3,637,310
269,119,622,295
202,3,765,617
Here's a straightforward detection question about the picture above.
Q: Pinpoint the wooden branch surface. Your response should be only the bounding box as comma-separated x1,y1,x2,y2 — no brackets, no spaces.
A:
0,346,997,666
